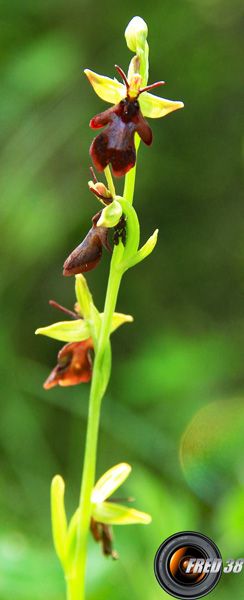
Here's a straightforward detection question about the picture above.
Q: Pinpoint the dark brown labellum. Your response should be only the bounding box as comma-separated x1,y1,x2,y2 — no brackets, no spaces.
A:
63,211,112,276
90,98,152,178
43,340,93,389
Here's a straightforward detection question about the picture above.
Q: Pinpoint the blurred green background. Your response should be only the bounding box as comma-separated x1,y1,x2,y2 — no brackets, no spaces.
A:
1,0,244,598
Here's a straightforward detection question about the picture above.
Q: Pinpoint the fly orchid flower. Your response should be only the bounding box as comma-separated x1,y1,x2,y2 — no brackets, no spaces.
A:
64,463,151,561
50,464,151,573
90,463,151,558
85,62,184,177
63,178,127,274
35,275,133,388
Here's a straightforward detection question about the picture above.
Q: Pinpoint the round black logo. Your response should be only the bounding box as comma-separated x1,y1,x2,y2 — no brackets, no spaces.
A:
154,531,222,599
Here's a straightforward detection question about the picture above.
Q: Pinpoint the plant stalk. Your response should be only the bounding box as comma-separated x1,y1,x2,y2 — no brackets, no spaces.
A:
67,245,124,599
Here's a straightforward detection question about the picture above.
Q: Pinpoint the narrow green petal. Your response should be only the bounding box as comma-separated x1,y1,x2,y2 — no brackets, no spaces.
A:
97,200,122,228
140,91,184,118
92,501,152,525
92,463,131,503
84,69,125,104
35,319,90,343
51,475,68,567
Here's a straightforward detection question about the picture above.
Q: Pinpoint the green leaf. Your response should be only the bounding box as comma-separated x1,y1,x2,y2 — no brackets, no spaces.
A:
120,229,158,272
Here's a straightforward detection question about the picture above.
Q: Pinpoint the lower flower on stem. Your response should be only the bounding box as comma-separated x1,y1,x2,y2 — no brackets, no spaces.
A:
50,464,152,576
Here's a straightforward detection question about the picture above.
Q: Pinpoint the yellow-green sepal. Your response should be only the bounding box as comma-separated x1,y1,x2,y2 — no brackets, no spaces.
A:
35,319,90,343
140,92,184,119
92,501,152,525
84,69,124,105
109,312,133,332
35,311,133,344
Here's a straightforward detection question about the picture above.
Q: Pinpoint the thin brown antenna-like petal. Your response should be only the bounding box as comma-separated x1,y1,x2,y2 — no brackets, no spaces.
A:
114,64,129,91
140,80,165,94
49,300,81,320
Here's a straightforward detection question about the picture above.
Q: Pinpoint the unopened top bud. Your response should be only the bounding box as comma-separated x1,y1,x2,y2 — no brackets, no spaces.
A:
125,16,148,53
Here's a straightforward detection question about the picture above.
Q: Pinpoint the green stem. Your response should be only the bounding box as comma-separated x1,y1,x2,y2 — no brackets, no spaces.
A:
68,246,123,600
123,136,140,205
68,365,102,599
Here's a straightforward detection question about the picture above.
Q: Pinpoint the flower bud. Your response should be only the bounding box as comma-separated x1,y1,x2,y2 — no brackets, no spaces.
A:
88,181,112,205
125,16,148,54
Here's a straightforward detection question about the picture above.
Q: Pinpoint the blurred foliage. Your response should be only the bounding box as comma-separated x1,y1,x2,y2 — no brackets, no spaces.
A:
1,0,244,598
